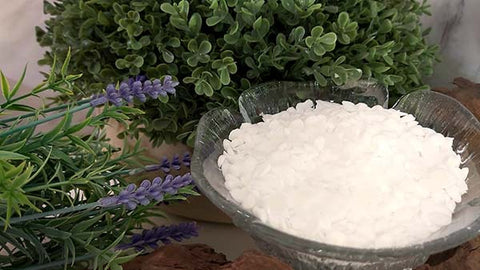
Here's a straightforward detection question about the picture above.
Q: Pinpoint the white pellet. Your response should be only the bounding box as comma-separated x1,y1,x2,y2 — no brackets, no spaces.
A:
219,100,468,248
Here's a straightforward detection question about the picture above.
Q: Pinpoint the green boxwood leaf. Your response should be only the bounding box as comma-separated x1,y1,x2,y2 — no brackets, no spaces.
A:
337,12,349,28
206,16,223,26
198,41,212,54
318,32,337,45
281,0,296,14
162,50,175,63
132,56,144,68
160,3,177,15
115,59,129,69
189,13,202,33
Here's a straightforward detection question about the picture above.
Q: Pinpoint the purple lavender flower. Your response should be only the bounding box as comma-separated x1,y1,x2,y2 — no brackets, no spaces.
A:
161,75,179,94
131,81,146,102
99,173,194,210
142,80,155,99
171,155,181,170
117,222,198,251
153,79,167,97
144,153,191,173
89,76,178,107
119,82,133,103
160,157,171,172
160,174,193,194
182,153,191,167
111,183,137,210
89,94,107,107
105,84,124,106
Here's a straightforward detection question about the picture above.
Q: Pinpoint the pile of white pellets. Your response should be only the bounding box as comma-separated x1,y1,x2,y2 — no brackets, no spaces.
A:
218,100,469,248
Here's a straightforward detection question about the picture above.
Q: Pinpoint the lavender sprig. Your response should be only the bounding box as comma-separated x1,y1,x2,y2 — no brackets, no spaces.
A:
90,75,178,107
144,153,191,173
98,173,194,210
117,222,198,251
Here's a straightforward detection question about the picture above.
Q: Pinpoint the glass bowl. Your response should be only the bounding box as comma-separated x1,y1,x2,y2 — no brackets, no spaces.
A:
191,81,480,270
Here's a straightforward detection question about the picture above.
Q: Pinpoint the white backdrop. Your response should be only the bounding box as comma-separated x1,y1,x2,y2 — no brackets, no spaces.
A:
0,0,48,88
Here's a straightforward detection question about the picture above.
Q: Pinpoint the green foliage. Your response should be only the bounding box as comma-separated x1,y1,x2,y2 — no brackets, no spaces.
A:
0,58,197,269
37,0,439,147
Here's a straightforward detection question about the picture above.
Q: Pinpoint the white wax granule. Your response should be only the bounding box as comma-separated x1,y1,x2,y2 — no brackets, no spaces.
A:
219,100,469,248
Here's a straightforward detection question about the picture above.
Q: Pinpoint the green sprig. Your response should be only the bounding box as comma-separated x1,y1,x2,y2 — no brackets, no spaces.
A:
0,56,198,269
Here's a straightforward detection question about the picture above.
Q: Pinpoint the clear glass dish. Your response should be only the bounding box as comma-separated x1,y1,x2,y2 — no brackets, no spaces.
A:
191,81,480,270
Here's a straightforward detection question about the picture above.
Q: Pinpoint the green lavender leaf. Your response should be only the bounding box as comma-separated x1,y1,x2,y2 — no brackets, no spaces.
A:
0,72,10,101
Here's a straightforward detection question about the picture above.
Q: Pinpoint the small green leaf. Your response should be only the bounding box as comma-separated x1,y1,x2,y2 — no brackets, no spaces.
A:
9,65,27,99
61,48,72,76
289,26,305,43
12,164,33,188
47,55,57,84
34,225,72,240
132,56,144,68
312,44,326,56
158,95,169,103
221,87,237,99
337,12,349,28
1,71,10,100
160,3,177,15
186,130,196,147
335,56,346,65
162,50,175,63
3,104,36,112
0,138,27,152
187,39,198,52
383,55,394,66
281,0,296,14
188,13,202,33
110,252,141,265
0,150,28,160
318,32,337,45
115,59,129,69
65,74,83,81
206,16,223,26
167,37,181,48
312,70,327,86
67,135,95,154
346,68,362,81
305,37,314,48
372,63,390,73
170,16,188,30
255,18,270,38
198,41,212,54
71,214,104,233
97,11,110,25
178,186,200,196
219,69,230,85
311,26,324,37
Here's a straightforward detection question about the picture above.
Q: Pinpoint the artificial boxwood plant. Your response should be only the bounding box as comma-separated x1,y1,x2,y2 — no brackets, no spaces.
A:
36,0,439,147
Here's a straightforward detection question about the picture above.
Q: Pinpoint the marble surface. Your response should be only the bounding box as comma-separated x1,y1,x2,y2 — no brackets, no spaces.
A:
421,0,480,87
